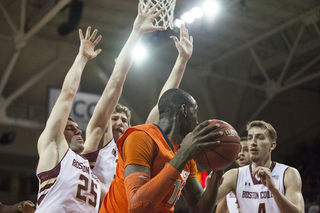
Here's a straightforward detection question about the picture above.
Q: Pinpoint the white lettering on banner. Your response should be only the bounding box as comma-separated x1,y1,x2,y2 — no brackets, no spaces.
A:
47,87,100,131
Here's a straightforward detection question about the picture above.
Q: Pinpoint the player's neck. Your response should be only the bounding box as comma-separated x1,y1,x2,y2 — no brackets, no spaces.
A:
252,158,272,170
158,119,183,145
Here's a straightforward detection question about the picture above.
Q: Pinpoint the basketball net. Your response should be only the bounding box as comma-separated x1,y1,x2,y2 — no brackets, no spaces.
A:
139,0,177,30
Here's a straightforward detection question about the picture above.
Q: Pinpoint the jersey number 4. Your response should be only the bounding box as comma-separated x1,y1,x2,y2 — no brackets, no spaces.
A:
76,174,98,207
258,203,266,213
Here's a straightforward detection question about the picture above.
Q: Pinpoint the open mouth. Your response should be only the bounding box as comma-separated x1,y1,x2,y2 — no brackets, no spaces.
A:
114,127,124,134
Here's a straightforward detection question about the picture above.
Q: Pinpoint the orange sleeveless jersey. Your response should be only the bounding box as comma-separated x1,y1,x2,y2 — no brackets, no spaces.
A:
99,124,197,213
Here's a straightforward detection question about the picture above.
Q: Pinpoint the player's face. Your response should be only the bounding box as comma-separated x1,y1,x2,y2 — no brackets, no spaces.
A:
236,141,250,167
247,127,275,163
64,120,84,154
185,99,199,134
111,112,129,141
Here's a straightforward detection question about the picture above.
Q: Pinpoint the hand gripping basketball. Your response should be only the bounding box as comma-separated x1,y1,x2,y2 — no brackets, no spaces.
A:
179,120,223,162
194,119,241,171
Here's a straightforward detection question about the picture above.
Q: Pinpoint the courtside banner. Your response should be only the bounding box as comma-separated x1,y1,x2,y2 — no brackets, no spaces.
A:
47,87,100,131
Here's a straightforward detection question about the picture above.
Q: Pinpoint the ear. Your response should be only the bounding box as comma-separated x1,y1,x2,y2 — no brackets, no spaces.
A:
180,104,187,117
270,141,276,151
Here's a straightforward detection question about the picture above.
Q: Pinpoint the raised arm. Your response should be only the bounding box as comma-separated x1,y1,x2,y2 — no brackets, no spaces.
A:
253,166,305,213
145,24,193,124
83,2,165,153
37,27,101,173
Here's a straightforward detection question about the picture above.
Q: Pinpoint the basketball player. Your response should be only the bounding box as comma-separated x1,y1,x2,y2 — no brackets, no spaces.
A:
0,200,35,213
216,120,305,213
99,88,224,213
35,27,104,212
81,4,194,192
216,137,250,213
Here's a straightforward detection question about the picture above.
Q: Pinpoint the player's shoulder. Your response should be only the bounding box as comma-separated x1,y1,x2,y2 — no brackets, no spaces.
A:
127,129,152,139
124,130,155,149
284,166,300,178
223,168,239,179
283,166,302,189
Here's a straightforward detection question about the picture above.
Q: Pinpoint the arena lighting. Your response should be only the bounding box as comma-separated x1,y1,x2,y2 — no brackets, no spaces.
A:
180,12,195,24
133,45,147,61
203,1,220,15
174,19,185,28
191,7,204,19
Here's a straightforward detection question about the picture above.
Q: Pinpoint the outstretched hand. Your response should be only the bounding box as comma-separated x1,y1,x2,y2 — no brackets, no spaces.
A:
17,200,36,213
133,2,165,34
78,26,102,61
170,24,193,60
180,120,223,161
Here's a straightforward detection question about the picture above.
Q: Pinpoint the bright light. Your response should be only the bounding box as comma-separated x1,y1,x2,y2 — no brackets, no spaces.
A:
191,7,204,18
180,12,195,24
203,1,220,15
133,45,147,61
174,19,185,28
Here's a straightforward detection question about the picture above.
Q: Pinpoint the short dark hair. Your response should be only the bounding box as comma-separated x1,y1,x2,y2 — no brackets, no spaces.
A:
246,120,277,142
114,103,131,126
68,117,76,122
158,88,195,119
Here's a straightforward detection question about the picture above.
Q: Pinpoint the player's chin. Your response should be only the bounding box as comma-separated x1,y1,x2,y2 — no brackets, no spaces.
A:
113,131,123,141
238,162,245,167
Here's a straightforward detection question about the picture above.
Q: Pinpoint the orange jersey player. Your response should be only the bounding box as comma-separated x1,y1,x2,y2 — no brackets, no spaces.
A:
105,124,198,212
99,88,224,213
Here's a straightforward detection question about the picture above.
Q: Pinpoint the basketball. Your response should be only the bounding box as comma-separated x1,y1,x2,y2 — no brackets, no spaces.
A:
194,119,241,171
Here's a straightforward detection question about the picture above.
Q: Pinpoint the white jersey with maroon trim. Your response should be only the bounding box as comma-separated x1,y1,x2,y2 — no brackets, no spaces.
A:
236,162,288,213
226,192,240,213
35,149,101,213
82,138,117,190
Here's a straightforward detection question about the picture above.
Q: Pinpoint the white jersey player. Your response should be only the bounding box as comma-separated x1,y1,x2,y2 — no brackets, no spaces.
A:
83,138,117,190
36,149,101,212
236,162,288,212
36,27,106,212
216,120,304,213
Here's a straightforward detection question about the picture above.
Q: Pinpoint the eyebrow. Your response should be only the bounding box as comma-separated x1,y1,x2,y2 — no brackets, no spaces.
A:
66,125,79,129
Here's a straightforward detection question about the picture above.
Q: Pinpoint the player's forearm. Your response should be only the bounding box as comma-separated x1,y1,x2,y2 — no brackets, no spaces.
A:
215,197,229,213
114,30,143,75
271,188,303,213
0,203,19,213
125,164,180,212
169,150,191,172
145,56,188,125
85,31,142,143
62,54,88,95
41,54,88,141
161,55,188,94
192,171,222,213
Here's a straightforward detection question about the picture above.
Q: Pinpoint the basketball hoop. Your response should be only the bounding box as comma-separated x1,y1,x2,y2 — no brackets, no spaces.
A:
139,0,177,30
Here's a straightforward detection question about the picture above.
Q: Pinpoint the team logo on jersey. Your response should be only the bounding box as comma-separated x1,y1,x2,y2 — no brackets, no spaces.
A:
180,170,190,180
112,148,117,157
